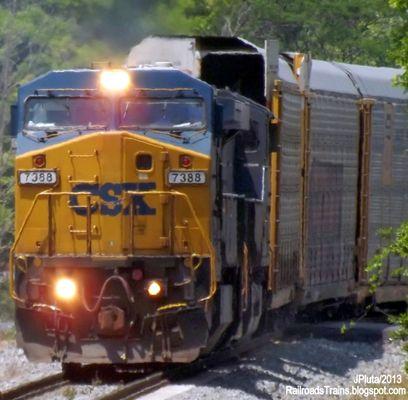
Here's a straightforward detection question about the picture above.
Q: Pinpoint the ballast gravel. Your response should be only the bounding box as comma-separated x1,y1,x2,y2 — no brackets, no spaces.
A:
0,338,61,392
0,321,406,399
160,338,406,400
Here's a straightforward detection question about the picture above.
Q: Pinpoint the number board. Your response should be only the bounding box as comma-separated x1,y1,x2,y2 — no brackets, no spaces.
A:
167,170,206,185
18,170,58,186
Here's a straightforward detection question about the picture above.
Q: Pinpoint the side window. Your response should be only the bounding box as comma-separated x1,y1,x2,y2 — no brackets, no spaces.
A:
243,120,259,152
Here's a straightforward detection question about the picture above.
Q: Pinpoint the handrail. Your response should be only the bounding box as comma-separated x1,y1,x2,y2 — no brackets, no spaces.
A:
9,190,93,302
125,190,217,303
9,189,217,305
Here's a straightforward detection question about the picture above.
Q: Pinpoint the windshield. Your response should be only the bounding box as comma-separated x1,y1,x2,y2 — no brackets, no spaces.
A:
24,97,109,130
120,98,206,130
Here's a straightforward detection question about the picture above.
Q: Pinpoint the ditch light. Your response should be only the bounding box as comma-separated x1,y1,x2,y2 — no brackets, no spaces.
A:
54,277,77,301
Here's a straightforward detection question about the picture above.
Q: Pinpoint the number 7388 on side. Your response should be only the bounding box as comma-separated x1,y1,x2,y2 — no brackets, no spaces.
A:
167,170,206,185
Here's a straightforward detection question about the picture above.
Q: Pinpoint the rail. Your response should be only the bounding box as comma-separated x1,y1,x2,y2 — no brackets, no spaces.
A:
9,189,217,304
0,373,67,400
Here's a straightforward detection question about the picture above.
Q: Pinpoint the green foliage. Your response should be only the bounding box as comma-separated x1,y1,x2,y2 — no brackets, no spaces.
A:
0,2,111,85
340,320,355,335
150,0,399,65
0,138,14,320
62,387,76,400
367,222,408,291
0,1,115,272
0,326,16,341
389,0,408,87
389,312,408,373
0,138,14,271
366,223,408,372
0,277,14,321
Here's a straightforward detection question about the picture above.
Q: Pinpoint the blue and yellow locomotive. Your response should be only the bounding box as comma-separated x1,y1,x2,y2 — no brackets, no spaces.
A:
9,36,408,370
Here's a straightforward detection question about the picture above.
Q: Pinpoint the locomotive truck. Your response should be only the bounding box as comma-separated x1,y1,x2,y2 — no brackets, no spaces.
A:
8,36,408,370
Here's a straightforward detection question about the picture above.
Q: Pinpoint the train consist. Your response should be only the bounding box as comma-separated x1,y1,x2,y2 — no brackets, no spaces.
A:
8,36,408,369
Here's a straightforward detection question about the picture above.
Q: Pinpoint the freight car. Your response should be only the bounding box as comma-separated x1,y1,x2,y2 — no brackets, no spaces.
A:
8,36,408,370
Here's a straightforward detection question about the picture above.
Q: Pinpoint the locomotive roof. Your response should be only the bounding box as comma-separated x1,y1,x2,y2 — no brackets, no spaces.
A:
18,67,213,99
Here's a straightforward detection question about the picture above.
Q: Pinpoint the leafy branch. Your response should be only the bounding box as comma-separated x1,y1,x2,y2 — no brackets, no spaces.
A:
366,223,408,372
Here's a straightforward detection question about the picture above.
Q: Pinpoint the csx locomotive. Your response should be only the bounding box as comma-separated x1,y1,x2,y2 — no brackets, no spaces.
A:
9,36,408,370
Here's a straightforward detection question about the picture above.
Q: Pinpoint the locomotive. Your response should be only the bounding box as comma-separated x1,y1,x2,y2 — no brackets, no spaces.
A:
8,36,408,370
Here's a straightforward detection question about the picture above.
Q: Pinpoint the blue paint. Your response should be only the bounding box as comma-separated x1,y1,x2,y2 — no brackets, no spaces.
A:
69,182,157,216
16,69,213,155
69,183,99,215
99,183,122,216
122,182,156,216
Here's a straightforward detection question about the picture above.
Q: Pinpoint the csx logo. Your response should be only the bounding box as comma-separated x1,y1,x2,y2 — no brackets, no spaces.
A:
69,182,156,216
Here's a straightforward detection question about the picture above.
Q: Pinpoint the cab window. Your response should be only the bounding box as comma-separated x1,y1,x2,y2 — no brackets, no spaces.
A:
24,97,109,129
120,98,206,130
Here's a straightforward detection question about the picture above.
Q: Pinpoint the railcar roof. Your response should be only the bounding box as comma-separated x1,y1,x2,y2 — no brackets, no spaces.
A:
277,52,406,100
333,62,406,100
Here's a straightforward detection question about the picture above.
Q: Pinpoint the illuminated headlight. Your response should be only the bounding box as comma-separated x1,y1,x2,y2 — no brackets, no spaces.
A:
100,69,131,92
54,278,77,301
146,280,164,297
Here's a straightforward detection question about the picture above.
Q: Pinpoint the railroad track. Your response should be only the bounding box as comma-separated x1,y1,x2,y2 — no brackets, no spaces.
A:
95,371,168,400
95,335,272,400
0,373,69,400
0,335,272,400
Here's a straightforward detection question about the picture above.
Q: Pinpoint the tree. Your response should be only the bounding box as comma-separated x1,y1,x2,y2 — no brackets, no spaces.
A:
0,0,113,153
389,0,408,86
0,0,114,276
0,139,13,271
367,223,408,372
149,0,398,66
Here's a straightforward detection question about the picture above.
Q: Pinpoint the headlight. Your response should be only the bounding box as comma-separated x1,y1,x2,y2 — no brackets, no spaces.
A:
146,280,163,297
54,278,77,301
100,69,131,92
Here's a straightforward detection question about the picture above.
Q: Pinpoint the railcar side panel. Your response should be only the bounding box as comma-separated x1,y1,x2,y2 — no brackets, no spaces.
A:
367,101,408,283
303,95,359,301
274,90,302,293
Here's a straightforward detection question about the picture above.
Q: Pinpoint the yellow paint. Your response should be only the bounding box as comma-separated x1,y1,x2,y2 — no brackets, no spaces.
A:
13,132,211,259
271,80,282,125
268,152,279,292
292,53,305,80
268,79,282,292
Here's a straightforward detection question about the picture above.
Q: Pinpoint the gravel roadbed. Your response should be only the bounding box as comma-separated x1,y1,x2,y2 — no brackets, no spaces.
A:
154,338,405,400
0,321,406,399
0,339,61,392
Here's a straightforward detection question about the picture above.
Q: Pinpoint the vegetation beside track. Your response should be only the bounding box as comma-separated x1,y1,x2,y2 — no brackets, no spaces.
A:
367,223,408,372
0,277,14,322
